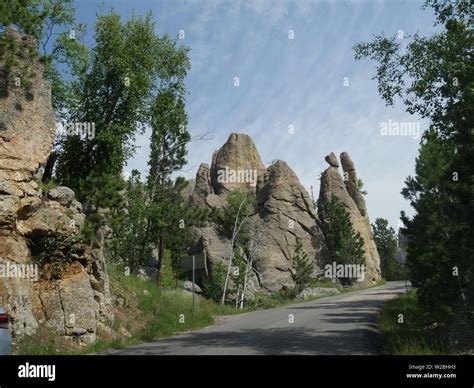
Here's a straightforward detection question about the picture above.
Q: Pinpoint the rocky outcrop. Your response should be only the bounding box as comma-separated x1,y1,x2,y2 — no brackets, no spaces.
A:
250,160,328,291
209,133,267,195
0,29,113,345
318,153,381,285
340,152,367,216
190,133,329,295
190,134,381,295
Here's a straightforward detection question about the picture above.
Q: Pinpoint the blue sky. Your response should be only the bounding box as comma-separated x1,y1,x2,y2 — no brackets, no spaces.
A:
74,0,438,230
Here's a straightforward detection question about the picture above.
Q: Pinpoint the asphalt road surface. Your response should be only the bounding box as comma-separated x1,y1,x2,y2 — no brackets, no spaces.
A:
104,281,409,355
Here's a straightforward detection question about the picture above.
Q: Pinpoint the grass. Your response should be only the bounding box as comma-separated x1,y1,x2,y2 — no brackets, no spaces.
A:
87,271,379,353
311,279,339,288
93,276,389,352
15,326,76,355
377,290,449,355
15,267,392,354
82,266,240,354
36,177,57,193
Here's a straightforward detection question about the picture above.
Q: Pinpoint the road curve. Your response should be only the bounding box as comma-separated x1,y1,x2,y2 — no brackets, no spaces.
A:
104,281,409,355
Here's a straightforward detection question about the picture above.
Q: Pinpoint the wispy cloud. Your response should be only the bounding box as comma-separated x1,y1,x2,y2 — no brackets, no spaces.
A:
74,0,437,230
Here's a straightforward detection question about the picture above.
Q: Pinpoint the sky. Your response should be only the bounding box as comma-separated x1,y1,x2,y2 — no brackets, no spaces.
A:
74,0,439,230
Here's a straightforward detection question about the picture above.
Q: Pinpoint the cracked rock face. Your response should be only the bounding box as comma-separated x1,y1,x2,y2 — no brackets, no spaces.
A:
249,160,328,291
190,134,381,295
0,29,113,345
190,133,329,294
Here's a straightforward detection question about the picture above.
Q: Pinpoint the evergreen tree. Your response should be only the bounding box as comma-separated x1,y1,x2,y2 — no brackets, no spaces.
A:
291,238,314,294
320,194,365,284
372,218,403,280
146,85,191,284
354,0,473,322
106,170,149,274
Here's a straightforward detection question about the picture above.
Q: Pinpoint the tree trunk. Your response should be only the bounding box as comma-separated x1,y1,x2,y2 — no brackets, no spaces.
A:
156,233,165,286
42,151,57,183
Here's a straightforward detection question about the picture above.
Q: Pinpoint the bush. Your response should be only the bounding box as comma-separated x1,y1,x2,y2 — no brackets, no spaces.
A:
32,232,85,280
203,262,226,303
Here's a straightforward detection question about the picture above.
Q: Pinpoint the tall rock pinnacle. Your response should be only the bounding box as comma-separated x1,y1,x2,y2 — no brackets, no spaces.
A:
318,152,381,285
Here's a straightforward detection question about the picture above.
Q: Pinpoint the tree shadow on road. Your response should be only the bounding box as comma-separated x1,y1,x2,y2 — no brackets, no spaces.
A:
107,326,382,355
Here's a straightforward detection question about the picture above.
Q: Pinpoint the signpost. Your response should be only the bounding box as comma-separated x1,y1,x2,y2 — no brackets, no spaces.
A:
192,255,195,318
182,252,208,319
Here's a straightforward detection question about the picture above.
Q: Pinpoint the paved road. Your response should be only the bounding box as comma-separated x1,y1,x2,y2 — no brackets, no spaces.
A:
105,281,409,355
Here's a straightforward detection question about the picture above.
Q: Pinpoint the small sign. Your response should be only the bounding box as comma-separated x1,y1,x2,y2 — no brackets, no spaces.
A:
182,254,206,272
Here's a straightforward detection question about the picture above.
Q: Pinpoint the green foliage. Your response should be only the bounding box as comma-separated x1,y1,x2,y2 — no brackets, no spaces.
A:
147,178,209,284
247,290,292,310
291,238,314,294
160,250,176,289
36,177,57,193
378,290,449,355
56,10,190,201
203,262,226,303
355,0,473,323
357,179,367,195
219,190,256,304
15,326,72,355
0,0,87,111
401,129,472,320
372,218,404,280
51,11,196,286
106,170,149,273
310,279,338,288
32,232,84,280
90,267,240,349
220,189,255,243
146,69,194,284
320,195,365,275
106,169,209,284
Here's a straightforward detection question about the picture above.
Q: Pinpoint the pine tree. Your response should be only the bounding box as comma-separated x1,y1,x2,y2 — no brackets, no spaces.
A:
372,218,403,280
354,0,473,322
292,238,314,294
320,195,365,269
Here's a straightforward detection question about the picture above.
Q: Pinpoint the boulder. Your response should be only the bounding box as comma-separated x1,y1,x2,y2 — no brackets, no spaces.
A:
190,163,213,207
296,287,340,300
182,280,203,294
325,152,339,167
0,29,56,182
47,186,75,206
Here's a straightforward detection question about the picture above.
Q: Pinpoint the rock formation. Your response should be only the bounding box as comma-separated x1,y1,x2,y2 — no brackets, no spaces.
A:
189,134,382,295
318,153,381,285
189,133,329,296
0,29,113,345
